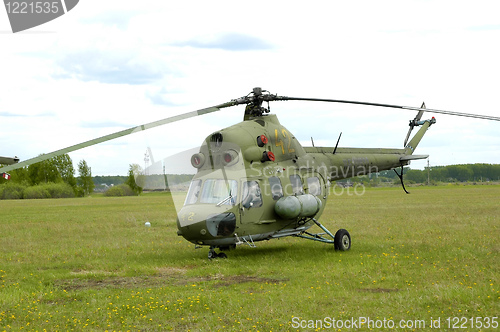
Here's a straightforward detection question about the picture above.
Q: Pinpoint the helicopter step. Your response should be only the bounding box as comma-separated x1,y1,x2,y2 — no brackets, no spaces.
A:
234,233,257,248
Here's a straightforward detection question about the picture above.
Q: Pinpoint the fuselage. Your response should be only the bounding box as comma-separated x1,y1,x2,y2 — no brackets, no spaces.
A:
176,113,429,249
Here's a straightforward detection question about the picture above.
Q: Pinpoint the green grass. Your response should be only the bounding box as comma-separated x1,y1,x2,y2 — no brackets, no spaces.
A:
1,185,499,331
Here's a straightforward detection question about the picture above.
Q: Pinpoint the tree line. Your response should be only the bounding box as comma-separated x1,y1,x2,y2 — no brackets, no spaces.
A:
0,157,193,199
93,173,193,191
0,154,94,199
2,159,498,199
377,163,500,184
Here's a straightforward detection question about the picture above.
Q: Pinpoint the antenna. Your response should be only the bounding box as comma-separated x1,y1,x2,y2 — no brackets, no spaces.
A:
427,158,430,186
144,149,150,176
333,132,342,154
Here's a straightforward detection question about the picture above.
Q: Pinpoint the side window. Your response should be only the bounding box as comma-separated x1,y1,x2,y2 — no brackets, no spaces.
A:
289,174,304,195
268,176,283,200
184,179,201,205
241,181,263,208
307,177,321,196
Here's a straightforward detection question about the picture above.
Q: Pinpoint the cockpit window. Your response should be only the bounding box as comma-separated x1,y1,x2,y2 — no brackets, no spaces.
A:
289,174,304,195
200,179,238,205
184,179,202,205
307,177,322,196
241,181,263,208
268,176,283,200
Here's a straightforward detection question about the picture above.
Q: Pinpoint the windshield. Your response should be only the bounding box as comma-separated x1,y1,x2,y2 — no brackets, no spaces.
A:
200,179,238,205
184,179,202,205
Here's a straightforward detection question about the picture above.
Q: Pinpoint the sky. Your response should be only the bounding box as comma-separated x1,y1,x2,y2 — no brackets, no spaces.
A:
1,0,499,175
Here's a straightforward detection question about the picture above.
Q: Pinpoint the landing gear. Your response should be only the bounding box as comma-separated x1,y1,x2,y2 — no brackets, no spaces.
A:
294,218,351,251
208,246,228,259
334,229,351,251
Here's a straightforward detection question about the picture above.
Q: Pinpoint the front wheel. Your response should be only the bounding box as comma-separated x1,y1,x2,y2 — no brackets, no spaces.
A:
334,229,351,251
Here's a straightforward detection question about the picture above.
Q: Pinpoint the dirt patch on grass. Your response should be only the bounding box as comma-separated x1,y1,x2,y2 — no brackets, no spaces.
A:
212,275,286,287
57,275,167,290
70,269,114,276
358,288,400,293
155,266,190,275
56,268,287,291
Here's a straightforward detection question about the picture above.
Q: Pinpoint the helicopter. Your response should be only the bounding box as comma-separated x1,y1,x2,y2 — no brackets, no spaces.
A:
0,156,19,165
1,87,499,259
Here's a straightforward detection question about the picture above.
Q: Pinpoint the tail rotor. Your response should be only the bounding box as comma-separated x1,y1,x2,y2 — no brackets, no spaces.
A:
404,102,426,147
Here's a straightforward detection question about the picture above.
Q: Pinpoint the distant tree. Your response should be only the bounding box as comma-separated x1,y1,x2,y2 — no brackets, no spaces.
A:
28,155,62,185
53,154,77,188
447,165,474,182
3,154,76,188
468,163,500,181
12,167,30,184
126,164,143,195
430,166,449,182
92,175,127,186
405,169,426,183
77,160,95,196
104,184,136,197
0,166,29,185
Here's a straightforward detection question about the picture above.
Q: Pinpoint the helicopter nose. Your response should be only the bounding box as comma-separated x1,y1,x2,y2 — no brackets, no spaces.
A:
176,207,237,242
205,212,236,237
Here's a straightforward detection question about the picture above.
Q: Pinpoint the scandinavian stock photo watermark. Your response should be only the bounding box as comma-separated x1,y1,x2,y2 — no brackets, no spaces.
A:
3,0,79,33
291,316,499,330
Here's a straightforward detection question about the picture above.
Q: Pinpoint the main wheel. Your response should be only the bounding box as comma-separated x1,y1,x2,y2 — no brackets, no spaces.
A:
217,252,228,259
208,250,217,259
334,229,351,251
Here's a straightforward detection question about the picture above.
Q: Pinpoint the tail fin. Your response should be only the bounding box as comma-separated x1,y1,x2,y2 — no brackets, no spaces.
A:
404,117,436,155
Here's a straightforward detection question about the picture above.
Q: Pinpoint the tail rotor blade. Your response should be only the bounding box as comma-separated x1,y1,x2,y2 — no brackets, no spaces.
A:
404,102,426,146
403,127,413,147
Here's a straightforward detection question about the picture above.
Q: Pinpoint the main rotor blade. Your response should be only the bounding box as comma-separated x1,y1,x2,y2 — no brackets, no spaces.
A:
279,97,500,121
0,103,232,173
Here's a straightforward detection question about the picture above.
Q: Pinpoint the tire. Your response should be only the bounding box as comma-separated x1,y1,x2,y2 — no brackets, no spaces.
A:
208,250,217,259
217,252,228,259
334,229,351,251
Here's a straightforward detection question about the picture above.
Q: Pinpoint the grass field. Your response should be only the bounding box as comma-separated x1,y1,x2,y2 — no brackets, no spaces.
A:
1,185,499,331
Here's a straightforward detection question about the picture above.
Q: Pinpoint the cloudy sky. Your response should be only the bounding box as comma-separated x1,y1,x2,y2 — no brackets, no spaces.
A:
1,0,499,175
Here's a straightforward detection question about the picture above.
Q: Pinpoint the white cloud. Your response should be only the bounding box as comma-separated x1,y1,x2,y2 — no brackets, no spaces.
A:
174,32,273,51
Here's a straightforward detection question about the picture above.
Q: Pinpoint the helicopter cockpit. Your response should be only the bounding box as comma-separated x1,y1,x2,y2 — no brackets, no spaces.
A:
183,177,263,210
184,178,238,206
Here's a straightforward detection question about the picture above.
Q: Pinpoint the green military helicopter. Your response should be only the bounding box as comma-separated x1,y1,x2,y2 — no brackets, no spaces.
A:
1,88,498,259
0,156,19,166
